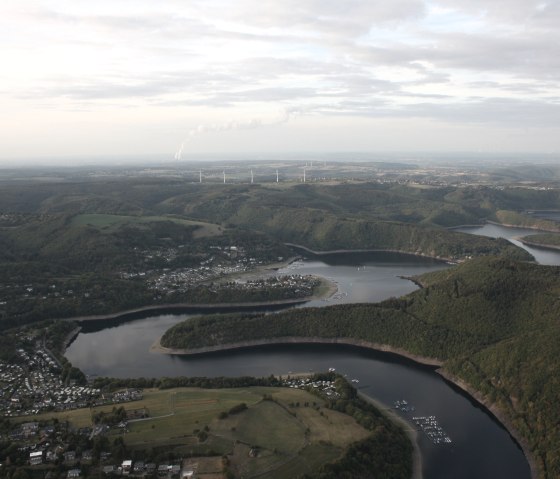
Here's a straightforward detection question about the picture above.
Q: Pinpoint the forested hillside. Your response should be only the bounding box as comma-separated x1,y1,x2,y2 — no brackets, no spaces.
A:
2,177,547,329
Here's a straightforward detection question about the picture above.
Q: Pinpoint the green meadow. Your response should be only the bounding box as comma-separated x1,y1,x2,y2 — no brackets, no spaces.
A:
26,387,370,478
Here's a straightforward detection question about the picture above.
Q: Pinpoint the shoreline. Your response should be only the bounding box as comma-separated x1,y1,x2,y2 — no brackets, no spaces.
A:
62,326,82,354
515,237,560,252
449,220,560,234
436,369,539,479
447,223,486,229
60,259,338,324
61,299,310,323
284,243,455,263
152,336,536,478
60,277,337,324
357,392,423,479
486,220,560,233
150,336,443,367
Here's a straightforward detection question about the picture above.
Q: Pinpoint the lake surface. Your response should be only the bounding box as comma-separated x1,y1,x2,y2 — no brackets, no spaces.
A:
278,250,447,306
66,251,530,479
454,223,560,266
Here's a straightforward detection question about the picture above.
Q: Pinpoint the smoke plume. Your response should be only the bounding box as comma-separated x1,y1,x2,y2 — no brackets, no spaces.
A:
174,108,301,160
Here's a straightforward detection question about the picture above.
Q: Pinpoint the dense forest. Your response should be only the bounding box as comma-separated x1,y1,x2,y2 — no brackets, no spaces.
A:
161,257,560,478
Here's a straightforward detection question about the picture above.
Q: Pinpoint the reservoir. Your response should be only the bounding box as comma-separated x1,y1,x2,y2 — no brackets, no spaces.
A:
67,250,532,479
454,223,560,266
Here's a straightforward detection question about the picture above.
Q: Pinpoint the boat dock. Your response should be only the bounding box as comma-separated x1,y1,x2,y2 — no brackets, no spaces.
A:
394,400,453,445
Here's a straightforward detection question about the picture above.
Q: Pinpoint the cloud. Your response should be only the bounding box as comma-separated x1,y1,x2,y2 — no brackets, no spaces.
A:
320,95,560,128
2,0,560,158
214,0,427,34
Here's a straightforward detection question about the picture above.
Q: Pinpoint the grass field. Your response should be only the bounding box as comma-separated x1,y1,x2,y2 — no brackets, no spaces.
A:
124,388,263,448
22,386,370,478
71,213,223,238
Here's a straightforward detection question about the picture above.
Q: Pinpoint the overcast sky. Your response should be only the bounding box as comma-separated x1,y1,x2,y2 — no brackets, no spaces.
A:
1,0,559,162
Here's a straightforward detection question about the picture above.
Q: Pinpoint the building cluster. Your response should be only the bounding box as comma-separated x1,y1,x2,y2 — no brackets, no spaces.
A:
24,447,196,479
0,347,99,417
233,275,318,292
120,245,271,294
0,282,88,308
3,389,146,477
282,377,341,400
147,261,251,294
12,420,99,465
103,460,187,477
0,341,143,417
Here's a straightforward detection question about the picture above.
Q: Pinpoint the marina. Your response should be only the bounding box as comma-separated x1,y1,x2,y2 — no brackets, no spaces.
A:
395,400,452,445
413,416,453,445
394,399,415,413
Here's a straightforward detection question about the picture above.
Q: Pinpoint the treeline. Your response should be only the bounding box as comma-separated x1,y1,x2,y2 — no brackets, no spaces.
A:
161,257,560,478
43,320,80,356
0,275,154,331
92,374,284,391
2,176,560,233
303,377,412,479
494,210,560,232
304,431,411,479
93,406,127,426
520,233,560,247
182,195,532,262
161,303,475,360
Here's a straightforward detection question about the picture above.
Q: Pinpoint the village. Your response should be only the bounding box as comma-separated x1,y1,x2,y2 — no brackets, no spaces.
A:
0,348,96,418
282,376,342,401
0,338,143,419
0,246,267,309
120,244,319,300
0,364,348,479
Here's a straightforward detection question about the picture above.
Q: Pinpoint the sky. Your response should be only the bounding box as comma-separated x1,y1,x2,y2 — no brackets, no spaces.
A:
1,0,560,162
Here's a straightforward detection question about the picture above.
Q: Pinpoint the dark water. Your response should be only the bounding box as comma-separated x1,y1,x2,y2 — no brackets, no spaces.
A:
526,211,560,222
66,251,530,479
455,223,560,266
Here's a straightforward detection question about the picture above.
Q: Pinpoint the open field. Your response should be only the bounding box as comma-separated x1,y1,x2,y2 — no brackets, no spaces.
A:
18,387,263,430
71,213,224,238
19,386,371,478
183,457,225,479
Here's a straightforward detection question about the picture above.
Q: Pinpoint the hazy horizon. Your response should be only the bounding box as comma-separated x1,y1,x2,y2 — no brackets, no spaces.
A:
1,1,560,163
0,151,559,169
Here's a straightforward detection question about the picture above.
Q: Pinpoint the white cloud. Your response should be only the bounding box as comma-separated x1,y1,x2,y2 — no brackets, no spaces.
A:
0,0,559,159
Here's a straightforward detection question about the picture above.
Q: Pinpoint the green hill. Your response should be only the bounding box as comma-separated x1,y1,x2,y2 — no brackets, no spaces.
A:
520,233,560,249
